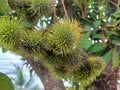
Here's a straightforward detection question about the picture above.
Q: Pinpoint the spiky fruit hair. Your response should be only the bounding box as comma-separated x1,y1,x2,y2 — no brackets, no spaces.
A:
21,30,45,58
47,59,70,79
88,56,105,76
21,0,54,28
72,56,105,86
0,16,23,49
45,19,82,55
72,61,93,86
26,0,54,17
43,50,82,79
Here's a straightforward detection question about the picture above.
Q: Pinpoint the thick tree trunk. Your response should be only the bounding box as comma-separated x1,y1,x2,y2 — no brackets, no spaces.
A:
26,57,66,90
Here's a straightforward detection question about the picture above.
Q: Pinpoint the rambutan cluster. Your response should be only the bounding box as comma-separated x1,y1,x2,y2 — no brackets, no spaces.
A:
0,14,105,86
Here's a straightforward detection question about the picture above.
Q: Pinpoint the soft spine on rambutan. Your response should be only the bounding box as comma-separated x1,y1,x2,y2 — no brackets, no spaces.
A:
0,16,24,50
20,0,54,28
71,56,105,86
45,19,82,55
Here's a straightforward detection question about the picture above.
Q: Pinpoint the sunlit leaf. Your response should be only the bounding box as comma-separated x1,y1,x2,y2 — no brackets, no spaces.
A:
0,0,10,13
88,43,105,53
79,32,92,50
112,49,119,68
2,48,8,53
93,20,101,28
0,72,14,90
113,8,120,18
84,25,93,31
103,50,112,64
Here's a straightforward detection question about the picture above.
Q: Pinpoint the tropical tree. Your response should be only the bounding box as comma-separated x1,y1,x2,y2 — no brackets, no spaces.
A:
0,0,120,90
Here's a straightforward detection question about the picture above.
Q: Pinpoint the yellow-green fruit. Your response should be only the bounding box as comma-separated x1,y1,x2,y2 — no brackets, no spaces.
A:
58,51,82,71
26,0,54,17
72,62,93,86
0,16,23,49
88,56,105,76
48,62,70,79
72,56,105,86
21,30,44,57
40,53,69,79
46,19,82,55
43,50,82,79
20,12,39,28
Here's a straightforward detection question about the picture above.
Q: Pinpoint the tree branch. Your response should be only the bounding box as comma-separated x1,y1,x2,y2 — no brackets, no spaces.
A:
25,57,66,90
58,0,76,18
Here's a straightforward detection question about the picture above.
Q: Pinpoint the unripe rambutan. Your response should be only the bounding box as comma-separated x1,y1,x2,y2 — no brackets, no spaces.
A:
88,56,105,76
48,61,70,79
20,0,54,28
26,0,54,17
43,50,82,79
45,19,82,55
0,16,23,49
72,56,105,86
72,61,93,86
21,30,44,57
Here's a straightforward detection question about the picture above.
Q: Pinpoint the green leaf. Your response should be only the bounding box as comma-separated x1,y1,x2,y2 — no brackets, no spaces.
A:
79,32,92,50
92,34,102,39
16,68,25,86
24,76,36,89
103,50,112,64
0,0,10,13
110,34,120,45
112,40,120,45
0,72,14,90
93,20,101,28
84,25,93,31
2,48,8,53
88,43,105,53
113,8,120,18
112,49,119,68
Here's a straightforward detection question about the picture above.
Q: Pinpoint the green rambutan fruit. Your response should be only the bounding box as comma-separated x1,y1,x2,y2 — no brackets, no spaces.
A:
21,30,45,57
20,7,40,28
43,50,82,79
72,56,105,86
72,61,93,86
88,56,105,76
58,51,82,71
20,0,54,28
45,19,82,55
48,62,70,79
0,16,24,49
26,0,54,17
40,52,69,79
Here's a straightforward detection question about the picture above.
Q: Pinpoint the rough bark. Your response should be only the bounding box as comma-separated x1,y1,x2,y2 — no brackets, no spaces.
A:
26,57,66,90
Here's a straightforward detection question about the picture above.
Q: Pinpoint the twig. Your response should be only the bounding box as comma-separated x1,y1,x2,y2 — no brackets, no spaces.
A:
81,0,87,18
53,6,58,23
107,0,118,8
72,0,81,9
61,0,68,18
